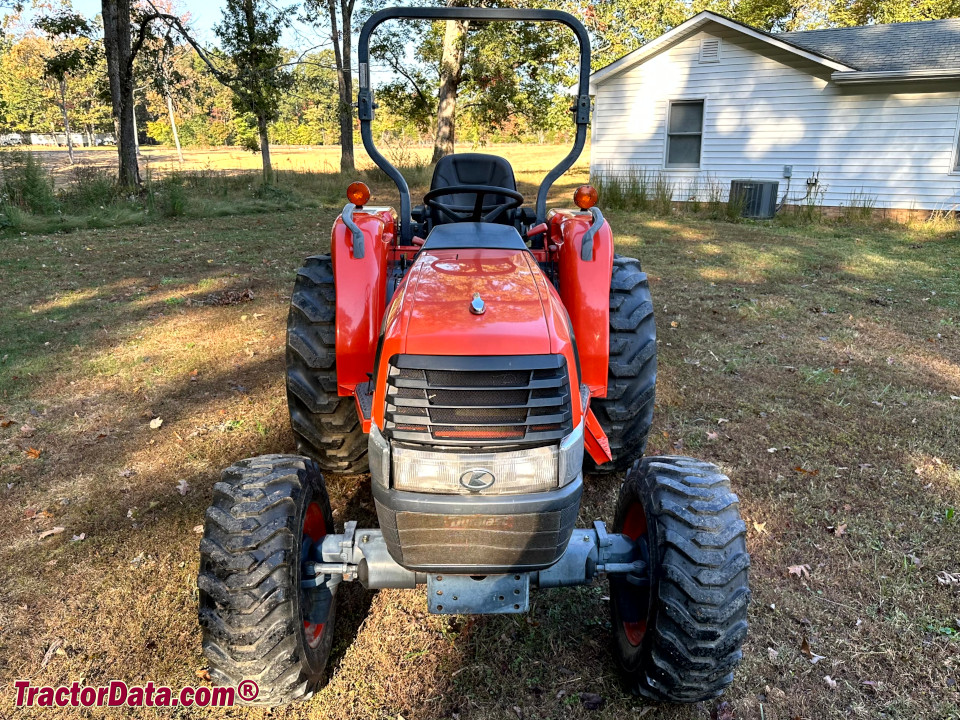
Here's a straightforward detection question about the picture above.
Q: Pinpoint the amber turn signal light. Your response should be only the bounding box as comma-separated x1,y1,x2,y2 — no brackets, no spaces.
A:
347,181,371,206
573,185,598,210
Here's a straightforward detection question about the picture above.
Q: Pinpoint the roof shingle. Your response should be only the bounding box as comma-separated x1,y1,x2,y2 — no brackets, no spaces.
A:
777,18,960,72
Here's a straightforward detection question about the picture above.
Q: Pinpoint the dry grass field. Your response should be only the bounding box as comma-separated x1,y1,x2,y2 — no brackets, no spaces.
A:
1,145,959,719
24,143,584,189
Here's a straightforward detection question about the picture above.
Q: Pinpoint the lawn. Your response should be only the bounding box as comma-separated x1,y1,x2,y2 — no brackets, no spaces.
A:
1,147,959,719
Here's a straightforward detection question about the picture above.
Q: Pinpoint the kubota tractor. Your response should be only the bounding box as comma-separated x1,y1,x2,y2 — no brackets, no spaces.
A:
197,7,749,707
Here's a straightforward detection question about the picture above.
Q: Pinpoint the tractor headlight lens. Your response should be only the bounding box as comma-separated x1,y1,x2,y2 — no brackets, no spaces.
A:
558,421,584,487
392,445,558,495
368,424,390,489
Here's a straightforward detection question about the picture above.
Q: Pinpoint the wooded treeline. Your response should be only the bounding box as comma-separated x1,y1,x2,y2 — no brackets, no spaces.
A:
1,0,956,187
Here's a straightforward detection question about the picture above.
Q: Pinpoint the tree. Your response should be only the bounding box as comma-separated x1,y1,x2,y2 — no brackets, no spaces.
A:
36,11,99,165
214,0,294,182
303,0,356,172
432,0,468,162
372,1,576,152
829,0,960,25
102,0,140,186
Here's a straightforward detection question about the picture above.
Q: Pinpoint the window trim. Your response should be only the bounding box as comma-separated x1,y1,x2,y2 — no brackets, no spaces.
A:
664,97,706,170
951,97,960,174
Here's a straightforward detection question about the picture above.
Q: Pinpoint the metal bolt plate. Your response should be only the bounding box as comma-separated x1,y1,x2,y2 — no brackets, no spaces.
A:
427,573,529,614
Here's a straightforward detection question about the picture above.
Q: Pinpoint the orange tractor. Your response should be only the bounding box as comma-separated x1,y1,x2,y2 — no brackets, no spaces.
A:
197,7,749,707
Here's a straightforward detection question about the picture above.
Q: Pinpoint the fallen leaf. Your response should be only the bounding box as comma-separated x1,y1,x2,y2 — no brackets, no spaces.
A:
512,706,522,719
149,417,163,430
0,419,14,428
193,524,204,534
19,424,36,437
41,638,64,668
71,533,86,542
829,523,847,537
767,447,778,453
176,479,190,496
195,668,211,682
768,647,779,662
824,676,838,690
795,466,820,476
25,447,42,459
753,521,767,534
579,693,604,710
711,701,735,720
706,431,719,441
717,418,729,424
119,468,137,478
788,563,811,579
39,527,65,539
800,637,813,658
937,571,960,586
23,507,37,519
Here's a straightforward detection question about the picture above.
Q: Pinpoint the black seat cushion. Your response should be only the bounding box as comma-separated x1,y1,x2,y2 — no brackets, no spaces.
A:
428,153,519,226
422,222,527,251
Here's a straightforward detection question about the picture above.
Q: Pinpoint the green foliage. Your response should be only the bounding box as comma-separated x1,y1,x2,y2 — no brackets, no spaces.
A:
214,0,295,129
231,112,261,152
0,151,58,214
35,11,99,83
60,165,120,210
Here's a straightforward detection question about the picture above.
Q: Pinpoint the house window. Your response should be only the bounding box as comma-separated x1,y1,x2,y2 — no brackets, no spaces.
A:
666,100,704,168
699,37,721,63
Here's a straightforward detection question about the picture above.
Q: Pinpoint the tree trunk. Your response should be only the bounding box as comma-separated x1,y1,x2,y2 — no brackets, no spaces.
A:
166,91,183,163
327,0,354,173
102,0,140,186
258,113,272,184
59,79,75,165
432,9,469,164
132,99,141,156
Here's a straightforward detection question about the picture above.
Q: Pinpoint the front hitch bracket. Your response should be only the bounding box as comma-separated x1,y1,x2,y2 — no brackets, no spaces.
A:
304,521,646,608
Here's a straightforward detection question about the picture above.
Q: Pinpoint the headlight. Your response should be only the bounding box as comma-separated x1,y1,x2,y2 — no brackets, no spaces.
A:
558,421,584,487
392,445,558,495
368,424,390,489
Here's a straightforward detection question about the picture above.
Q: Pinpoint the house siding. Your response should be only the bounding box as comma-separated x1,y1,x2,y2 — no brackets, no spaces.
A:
590,26,960,211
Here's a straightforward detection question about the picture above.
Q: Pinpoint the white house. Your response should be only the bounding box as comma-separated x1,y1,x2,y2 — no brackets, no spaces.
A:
588,12,960,213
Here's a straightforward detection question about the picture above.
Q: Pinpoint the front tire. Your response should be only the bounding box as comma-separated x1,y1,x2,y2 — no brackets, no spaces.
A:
198,455,337,706
286,256,368,474
587,255,657,473
609,456,750,702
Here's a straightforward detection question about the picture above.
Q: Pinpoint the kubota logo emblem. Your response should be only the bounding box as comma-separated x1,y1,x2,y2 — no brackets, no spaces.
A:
459,468,495,492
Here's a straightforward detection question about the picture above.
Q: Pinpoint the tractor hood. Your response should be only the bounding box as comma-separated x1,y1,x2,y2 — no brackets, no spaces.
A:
398,248,553,356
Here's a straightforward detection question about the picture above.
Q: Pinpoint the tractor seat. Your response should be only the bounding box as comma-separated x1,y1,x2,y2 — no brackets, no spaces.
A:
427,153,519,226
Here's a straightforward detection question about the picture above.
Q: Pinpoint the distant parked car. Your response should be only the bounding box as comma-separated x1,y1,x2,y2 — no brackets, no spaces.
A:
96,135,116,146
1,133,23,146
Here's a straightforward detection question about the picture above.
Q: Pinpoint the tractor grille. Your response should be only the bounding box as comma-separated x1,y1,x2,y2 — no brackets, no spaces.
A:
383,354,572,447
375,500,580,571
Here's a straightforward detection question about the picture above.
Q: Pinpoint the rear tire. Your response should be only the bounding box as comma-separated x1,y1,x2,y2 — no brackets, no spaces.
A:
286,255,368,474
609,456,750,702
586,255,656,473
198,455,337,706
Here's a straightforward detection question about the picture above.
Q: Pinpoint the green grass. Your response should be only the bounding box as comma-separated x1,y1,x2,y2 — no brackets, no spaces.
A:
0,180,959,720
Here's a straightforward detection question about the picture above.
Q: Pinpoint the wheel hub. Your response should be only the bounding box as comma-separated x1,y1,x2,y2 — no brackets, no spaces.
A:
301,501,334,649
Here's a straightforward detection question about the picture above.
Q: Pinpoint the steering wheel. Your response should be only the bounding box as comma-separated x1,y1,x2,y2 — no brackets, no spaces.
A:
423,184,524,224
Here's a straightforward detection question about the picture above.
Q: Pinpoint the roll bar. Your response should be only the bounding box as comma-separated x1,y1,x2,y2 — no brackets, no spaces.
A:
357,7,591,244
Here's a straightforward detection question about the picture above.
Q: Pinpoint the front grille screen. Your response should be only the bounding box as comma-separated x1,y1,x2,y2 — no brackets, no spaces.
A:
383,355,573,447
